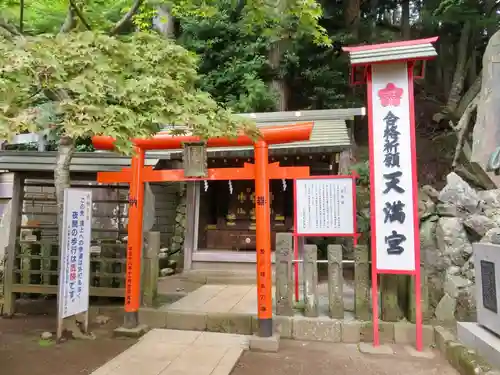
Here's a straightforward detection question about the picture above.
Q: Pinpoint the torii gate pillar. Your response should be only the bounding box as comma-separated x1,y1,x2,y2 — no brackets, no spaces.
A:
343,37,438,351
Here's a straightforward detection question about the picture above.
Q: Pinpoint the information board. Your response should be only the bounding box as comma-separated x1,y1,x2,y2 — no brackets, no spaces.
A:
57,188,92,320
294,177,355,236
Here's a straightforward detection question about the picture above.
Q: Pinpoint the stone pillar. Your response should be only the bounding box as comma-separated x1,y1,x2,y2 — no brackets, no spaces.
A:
275,233,294,316
303,244,319,317
327,244,344,319
142,232,160,307
409,265,430,323
381,274,403,321
354,244,370,321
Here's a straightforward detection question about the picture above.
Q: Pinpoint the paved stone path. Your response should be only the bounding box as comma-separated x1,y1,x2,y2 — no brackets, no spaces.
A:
164,283,361,315
90,329,248,375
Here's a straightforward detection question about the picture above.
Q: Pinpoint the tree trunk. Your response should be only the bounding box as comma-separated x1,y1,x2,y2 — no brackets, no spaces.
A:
368,0,378,36
269,40,288,111
455,72,481,119
444,21,471,114
401,0,410,39
344,0,360,39
55,136,90,338
153,5,175,38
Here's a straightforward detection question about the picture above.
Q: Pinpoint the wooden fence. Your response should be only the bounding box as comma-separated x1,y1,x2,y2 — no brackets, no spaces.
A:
274,232,429,322
2,175,161,315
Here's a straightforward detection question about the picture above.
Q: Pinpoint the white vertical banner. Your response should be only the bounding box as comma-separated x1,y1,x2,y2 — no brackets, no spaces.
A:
58,188,92,320
370,62,417,272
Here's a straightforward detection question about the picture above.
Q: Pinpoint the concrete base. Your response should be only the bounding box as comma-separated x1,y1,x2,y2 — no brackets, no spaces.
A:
358,343,394,355
113,324,148,338
404,345,435,359
249,333,280,352
457,321,500,370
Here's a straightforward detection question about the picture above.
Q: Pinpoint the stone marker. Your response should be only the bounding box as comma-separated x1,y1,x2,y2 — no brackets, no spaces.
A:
303,244,319,317
275,233,294,316
327,244,344,319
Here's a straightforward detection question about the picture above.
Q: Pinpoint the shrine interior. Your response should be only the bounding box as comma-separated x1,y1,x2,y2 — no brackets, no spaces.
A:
196,154,339,252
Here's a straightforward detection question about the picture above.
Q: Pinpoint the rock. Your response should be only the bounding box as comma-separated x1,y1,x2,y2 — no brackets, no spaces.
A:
435,217,472,267
444,274,473,298
418,190,436,220
159,247,168,253
158,252,168,259
160,267,175,277
40,331,53,340
421,220,447,270
421,185,440,202
436,202,461,217
435,293,457,322
478,189,500,208
455,286,476,321
463,214,496,237
94,315,110,325
438,172,480,212
481,228,500,244
446,266,461,276
167,259,177,269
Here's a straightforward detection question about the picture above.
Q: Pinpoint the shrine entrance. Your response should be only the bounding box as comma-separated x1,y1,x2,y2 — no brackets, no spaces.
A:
91,122,313,337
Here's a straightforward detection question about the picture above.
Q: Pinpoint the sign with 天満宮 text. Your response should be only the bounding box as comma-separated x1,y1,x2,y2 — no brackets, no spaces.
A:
370,62,417,272
58,188,92,319
295,177,355,236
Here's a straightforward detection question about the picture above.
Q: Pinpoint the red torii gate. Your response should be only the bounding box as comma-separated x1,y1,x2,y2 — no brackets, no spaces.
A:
92,122,314,337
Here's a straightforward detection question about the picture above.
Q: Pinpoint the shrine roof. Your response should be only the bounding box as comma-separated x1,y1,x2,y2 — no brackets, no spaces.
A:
343,37,438,66
0,151,159,173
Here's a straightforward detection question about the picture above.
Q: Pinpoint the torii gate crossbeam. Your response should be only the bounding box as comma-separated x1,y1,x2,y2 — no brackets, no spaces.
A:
92,122,314,337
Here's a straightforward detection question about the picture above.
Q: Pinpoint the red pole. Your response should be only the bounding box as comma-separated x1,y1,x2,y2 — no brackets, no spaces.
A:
254,140,273,337
124,147,145,328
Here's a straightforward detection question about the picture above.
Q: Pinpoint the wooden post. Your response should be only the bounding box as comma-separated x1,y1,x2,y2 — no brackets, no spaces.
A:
142,231,160,307
381,274,403,321
327,244,344,319
3,173,24,316
354,244,370,321
303,244,319,317
275,233,294,316
409,265,429,323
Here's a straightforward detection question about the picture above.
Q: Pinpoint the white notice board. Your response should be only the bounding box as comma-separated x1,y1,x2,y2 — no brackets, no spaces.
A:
294,177,355,236
58,188,92,319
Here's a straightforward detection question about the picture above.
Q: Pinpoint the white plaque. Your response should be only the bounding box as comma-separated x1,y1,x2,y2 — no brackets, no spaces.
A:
295,177,354,235
370,62,417,272
57,188,92,319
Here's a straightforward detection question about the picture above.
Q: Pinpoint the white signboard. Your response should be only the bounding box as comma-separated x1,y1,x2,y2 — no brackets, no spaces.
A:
295,177,354,235
58,188,92,319
370,62,417,272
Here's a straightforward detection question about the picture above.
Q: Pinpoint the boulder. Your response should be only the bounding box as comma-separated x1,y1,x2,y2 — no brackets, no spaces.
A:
421,185,440,202
418,190,436,220
455,286,476,321
463,214,496,238
435,293,457,322
435,217,472,267
438,172,480,212
478,189,500,208
444,274,473,298
481,228,500,244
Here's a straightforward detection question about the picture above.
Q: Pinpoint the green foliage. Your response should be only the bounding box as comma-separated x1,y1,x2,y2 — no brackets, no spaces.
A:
0,31,255,153
178,2,276,112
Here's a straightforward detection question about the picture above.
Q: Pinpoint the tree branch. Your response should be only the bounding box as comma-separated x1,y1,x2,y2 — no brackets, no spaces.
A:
451,92,480,168
110,0,143,36
60,5,76,33
69,0,92,30
0,18,21,36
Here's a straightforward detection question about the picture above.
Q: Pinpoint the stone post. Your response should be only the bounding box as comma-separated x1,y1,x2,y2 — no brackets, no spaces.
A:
381,274,403,321
275,233,294,316
142,231,160,307
303,244,319,317
408,265,430,323
354,245,370,321
327,244,344,319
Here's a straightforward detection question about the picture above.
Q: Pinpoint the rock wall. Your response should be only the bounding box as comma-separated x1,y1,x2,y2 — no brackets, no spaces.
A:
421,172,500,323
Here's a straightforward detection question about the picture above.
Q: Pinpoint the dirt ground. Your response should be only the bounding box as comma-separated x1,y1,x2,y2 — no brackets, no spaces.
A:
0,301,136,375
232,340,459,375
